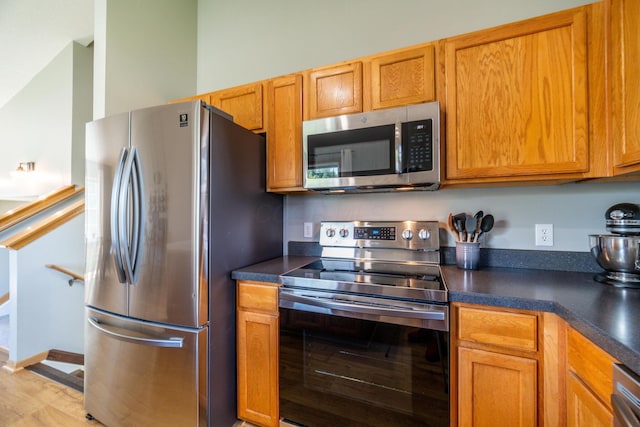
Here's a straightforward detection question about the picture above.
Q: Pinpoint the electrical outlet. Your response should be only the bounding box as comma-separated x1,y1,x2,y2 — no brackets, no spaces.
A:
535,224,554,246
303,222,313,238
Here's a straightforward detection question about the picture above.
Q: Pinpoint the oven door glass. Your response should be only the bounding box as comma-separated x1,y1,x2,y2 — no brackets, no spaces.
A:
280,307,449,427
306,124,397,179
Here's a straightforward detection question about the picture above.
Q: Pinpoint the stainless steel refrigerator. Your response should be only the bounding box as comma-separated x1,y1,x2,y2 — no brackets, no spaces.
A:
84,101,283,427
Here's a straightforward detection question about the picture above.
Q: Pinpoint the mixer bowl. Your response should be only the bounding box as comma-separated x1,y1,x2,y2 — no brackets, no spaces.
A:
589,234,640,273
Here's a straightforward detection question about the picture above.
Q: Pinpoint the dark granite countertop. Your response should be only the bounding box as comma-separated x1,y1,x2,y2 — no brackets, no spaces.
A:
232,256,640,374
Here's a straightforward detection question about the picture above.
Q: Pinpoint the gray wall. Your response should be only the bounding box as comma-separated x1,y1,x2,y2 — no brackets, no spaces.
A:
93,0,198,118
196,0,592,93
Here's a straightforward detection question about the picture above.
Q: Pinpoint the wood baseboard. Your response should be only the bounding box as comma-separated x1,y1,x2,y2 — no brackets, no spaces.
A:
47,349,84,365
2,350,48,373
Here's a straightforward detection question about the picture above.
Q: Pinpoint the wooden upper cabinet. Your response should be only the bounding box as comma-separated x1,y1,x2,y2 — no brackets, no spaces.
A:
266,74,305,192
364,44,436,111
609,0,640,174
443,7,593,183
304,62,363,120
209,82,265,132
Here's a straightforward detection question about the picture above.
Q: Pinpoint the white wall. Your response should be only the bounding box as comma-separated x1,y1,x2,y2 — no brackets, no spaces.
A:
285,182,640,252
0,42,92,200
197,0,592,93
9,214,86,362
93,0,198,118
197,0,640,254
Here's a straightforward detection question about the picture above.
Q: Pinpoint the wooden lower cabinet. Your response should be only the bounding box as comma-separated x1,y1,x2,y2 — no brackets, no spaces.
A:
452,303,542,426
566,327,617,427
236,281,279,427
458,347,538,426
567,371,613,426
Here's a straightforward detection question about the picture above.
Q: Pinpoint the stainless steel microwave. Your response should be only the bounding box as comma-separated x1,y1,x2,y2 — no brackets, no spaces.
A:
302,101,440,192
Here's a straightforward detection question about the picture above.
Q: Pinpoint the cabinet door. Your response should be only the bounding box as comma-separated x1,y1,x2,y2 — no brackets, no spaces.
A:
210,82,264,132
305,62,363,119
566,372,613,427
266,74,304,191
365,44,436,111
237,281,279,427
610,0,640,173
444,8,589,182
567,327,616,410
458,347,537,427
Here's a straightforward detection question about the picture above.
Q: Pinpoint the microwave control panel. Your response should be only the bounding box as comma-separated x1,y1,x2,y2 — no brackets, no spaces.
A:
402,119,433,173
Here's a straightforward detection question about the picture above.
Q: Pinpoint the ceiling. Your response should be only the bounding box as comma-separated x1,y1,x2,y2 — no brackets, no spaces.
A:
0,0,94,108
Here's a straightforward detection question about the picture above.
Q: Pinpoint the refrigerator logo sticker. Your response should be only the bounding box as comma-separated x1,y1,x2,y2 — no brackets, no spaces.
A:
179,114,188,127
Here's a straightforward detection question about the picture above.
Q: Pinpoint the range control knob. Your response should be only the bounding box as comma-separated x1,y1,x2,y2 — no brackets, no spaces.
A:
325,228,336,238
418,229,430,240
339,228,349,238
401,229,414,240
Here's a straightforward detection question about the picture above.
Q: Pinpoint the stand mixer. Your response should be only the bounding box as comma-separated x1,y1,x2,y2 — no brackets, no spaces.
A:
589,203,640,287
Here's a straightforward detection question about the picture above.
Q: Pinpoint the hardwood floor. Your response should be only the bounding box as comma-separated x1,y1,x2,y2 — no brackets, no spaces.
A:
0,350,102,426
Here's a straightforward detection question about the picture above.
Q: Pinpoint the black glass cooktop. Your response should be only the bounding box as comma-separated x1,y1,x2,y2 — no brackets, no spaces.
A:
281,258,447,302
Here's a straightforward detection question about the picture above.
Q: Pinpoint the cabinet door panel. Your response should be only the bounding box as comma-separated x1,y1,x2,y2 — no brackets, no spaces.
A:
611,0,640,172
266,75,304,191
237,310,279,427
368,45,436,110
445,9,589,180
210,82,264,131
458,347,537,427
566,372,613,427
306,62,362,119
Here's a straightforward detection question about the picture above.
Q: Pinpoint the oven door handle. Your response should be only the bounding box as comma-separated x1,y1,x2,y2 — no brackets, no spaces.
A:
280,289,446,321
612,394,640,427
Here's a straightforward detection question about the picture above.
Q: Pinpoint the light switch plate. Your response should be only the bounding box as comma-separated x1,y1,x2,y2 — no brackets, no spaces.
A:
303,222,313,238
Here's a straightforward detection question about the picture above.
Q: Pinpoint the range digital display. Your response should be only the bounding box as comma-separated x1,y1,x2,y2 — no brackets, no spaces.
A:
353,226,396,240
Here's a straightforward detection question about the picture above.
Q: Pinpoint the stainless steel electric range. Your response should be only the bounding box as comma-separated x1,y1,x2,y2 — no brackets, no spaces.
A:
279,220,449,427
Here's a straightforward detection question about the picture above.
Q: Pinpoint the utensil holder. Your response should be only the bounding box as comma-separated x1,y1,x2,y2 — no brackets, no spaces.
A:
456,241,480,270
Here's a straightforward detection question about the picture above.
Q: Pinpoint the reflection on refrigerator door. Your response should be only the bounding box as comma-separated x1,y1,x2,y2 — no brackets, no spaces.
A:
85,309,208,427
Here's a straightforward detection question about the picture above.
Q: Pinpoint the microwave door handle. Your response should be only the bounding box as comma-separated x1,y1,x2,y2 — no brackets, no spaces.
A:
395,122,403,174
280,290,445,321
612,394,640,427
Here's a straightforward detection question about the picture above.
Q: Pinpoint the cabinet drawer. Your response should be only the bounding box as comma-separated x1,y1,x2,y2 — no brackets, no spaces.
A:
457,305,538,352
567,327,616,409
237,281,279,314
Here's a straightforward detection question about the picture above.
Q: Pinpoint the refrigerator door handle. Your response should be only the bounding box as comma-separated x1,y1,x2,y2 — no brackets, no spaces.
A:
110,147,128,283
129,148,145,284
118,147,145,284
88,317,184,348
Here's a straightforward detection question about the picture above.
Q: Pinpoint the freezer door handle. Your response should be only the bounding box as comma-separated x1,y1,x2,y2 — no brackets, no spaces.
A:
110,147,128,283
88,317,184,348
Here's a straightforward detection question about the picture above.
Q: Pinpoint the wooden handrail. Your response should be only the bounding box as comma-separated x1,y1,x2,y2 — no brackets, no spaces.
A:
45,264,84,284
0,185,83,233
0,199,84,250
